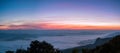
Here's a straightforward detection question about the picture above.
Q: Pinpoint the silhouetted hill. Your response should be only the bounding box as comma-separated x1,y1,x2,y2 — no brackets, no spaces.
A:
82,35,120,53
63,35,120,53
62,36,112,53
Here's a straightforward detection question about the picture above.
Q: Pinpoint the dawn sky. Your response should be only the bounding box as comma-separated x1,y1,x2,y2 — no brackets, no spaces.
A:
0,0,120,30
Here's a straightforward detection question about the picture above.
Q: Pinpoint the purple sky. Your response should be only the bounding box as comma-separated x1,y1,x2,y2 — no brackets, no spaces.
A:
0,0,120,30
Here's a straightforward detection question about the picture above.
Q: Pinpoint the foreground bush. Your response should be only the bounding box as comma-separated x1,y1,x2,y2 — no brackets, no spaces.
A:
6,40,61,53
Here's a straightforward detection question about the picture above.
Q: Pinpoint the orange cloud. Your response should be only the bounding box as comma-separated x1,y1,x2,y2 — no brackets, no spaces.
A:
0,25,9,30
0,25,37,30
0,23,120,30
37,23,120,30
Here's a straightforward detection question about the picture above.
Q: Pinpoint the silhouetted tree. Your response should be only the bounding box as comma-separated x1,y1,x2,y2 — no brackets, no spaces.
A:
72,48,79,53
6,51,14,53
82,48,90,53
16,49,27,53
5,40,61,53
27,40,61,53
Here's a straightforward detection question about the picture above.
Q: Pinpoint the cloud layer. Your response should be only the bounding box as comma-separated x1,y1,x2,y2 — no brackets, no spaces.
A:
0,22,120,30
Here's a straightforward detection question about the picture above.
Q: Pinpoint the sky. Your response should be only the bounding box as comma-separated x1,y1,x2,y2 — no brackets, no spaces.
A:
0,0,120,30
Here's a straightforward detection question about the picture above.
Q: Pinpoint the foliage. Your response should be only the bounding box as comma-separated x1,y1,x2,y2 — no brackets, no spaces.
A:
16,49,28,53
5,51,14,53
27,40,61,53
72,48,79,53
5,40,61,53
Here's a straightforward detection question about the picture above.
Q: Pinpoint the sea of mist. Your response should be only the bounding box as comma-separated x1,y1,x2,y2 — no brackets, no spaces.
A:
0,30,120,53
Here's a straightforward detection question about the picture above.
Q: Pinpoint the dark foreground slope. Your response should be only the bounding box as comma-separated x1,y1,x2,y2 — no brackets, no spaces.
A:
82,35,120,53
62,37,112,53
62,35,120,53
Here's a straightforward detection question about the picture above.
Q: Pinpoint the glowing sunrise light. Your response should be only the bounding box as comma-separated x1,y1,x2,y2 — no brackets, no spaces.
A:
0,0,120,30
0,25,9,30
